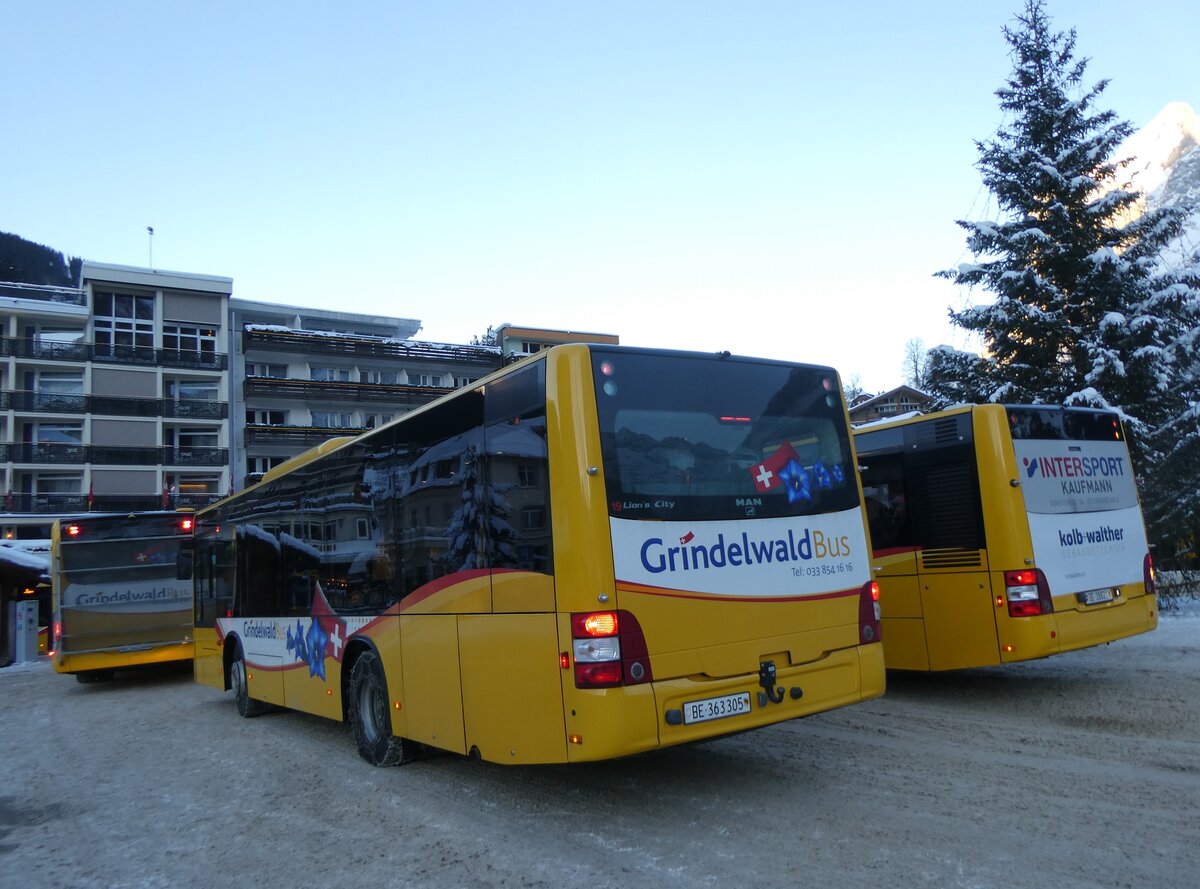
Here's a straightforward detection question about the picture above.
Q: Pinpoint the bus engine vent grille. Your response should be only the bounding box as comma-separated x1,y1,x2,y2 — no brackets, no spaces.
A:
921,417,962,445
920,548,983,569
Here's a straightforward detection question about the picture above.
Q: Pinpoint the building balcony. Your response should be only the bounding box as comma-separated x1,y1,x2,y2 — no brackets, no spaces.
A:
243,377,453,405
0,282,87,307
1,390,228,420
244,424,358,446
1,443,228,466
2,491,223,515
242,328,501,369
1,337,228,371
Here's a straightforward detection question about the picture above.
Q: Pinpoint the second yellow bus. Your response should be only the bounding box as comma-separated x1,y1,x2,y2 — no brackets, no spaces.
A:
854,404,1157,671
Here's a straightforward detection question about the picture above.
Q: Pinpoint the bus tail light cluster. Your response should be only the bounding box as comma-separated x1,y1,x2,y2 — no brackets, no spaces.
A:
570,610,653,689
859,580,882,644
1004,569,1053,617
1143,553,1156,596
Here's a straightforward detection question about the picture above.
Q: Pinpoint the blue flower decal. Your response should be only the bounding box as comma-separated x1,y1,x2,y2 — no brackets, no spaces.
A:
304,618,328,681
778,459,812,505
831,463,845,485
286,619,308,664
812,461,833,490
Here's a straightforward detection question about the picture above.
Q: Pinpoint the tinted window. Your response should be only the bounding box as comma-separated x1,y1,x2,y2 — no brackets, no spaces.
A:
593,351,857,521
1007,406,1124,442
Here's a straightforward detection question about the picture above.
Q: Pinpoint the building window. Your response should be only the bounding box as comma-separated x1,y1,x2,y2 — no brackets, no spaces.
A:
33,423,83,444
356,518,369,539
36,371,84,395
163,323,217,356
362,369,398,385
412,373,436,387
311,366,352,382
166,379,219,402
246,362,288,378
364,413,394,428
246,409,288,426
248,456,287,474
172,428,219,449
311,411,353,428
521,506,547,530
517,463,537,488
453,375,478,388
93,291,154,356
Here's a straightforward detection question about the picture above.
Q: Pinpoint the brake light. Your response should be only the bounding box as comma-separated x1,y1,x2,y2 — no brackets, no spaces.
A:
66,524,81,537
858,580,882,644
571,610,653,688
1143,553,1156,596
1004,569,1053,617
52,617,63,654
180,517,194,532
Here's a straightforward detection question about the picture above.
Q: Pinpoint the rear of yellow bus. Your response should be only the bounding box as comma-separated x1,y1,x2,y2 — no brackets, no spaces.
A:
51,515,195,681
548,347,885,762
986,405,1157,661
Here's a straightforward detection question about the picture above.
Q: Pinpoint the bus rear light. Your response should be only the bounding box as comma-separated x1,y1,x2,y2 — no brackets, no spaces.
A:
1004,569,1053,617
859,581,882,644
571,609,653,688
1143,553,1156,596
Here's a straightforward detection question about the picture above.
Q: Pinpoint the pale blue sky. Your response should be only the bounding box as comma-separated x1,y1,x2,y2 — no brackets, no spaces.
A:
3,1,1194,390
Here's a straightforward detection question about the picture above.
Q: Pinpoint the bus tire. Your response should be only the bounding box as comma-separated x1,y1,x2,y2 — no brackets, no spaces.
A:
231,643,268,718
348,650,406,767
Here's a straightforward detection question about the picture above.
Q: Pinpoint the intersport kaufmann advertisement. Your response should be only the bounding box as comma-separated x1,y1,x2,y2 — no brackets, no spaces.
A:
610,507,869,598
1012,438,1147,595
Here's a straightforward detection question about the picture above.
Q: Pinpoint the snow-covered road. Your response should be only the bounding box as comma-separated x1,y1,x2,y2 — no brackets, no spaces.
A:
2,609,1197,889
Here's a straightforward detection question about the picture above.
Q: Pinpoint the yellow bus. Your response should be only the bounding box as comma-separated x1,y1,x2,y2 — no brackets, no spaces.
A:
191,344,885,765
853,404,1158,671
51,511,196,682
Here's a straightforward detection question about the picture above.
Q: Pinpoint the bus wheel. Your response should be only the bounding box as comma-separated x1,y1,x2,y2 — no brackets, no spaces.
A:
348,651,406,767
231,644,268,718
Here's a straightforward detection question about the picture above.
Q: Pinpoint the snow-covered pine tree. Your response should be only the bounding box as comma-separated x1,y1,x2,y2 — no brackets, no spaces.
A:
928,0,1200,558
441,445,521,572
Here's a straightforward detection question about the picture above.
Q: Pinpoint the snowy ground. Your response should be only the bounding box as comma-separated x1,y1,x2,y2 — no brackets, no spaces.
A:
1,603,1197,889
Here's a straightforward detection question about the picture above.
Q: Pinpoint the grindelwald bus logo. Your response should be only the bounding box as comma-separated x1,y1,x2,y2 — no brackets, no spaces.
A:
640,526,851,575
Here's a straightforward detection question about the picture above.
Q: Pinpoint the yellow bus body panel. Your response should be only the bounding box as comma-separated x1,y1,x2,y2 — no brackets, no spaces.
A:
246,656,286,707
400,614,466,754
193,626,224,689
459,613,566,763
54,640,193,675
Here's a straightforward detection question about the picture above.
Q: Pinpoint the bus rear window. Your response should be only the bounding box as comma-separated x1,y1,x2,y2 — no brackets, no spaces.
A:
1007,407,1124,442
592,351,858,521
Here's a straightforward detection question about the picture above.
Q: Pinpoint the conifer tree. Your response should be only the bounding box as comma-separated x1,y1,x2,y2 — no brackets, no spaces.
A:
928,0,1200,558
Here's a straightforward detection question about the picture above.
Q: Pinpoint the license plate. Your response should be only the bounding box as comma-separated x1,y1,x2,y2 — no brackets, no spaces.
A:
1077,587,1115,605
682,692,752,725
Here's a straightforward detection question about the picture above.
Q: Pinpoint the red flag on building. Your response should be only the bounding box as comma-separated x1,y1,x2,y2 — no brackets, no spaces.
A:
161,482,170,510
87,481,94,510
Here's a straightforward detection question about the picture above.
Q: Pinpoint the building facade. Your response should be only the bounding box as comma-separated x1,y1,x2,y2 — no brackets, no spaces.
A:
231,299,504,488
1,263,232,538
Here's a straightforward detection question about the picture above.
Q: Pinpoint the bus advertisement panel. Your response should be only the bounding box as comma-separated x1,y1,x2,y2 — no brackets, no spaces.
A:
854,404,1157,672
193,345,885,765
51,512,195,681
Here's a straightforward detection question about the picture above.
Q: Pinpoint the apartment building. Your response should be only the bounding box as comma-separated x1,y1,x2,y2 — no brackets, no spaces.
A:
1,262,232,539
231,299,504,488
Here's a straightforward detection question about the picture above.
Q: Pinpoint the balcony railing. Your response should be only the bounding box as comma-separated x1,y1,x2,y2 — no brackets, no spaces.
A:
2,443,228,467
244,424,357,445
2,390,228,419
242,327,501,368
0,282,87,306
0,336,228,370
243,377,453,405
2,491,224,515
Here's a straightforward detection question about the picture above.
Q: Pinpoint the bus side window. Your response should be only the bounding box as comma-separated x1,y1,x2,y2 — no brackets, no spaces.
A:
483,362,553,576
860,452,912,551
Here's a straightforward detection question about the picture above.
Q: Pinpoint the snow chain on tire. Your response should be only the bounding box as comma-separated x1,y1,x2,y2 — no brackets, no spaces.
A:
348,650,407,767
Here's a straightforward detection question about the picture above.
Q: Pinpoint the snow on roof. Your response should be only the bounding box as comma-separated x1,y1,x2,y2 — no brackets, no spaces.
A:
0,543,50,572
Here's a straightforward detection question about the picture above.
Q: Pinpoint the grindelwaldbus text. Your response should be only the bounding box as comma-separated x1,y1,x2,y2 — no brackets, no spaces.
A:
853,404,1157,671
51,512,196,681
191,345,885,765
